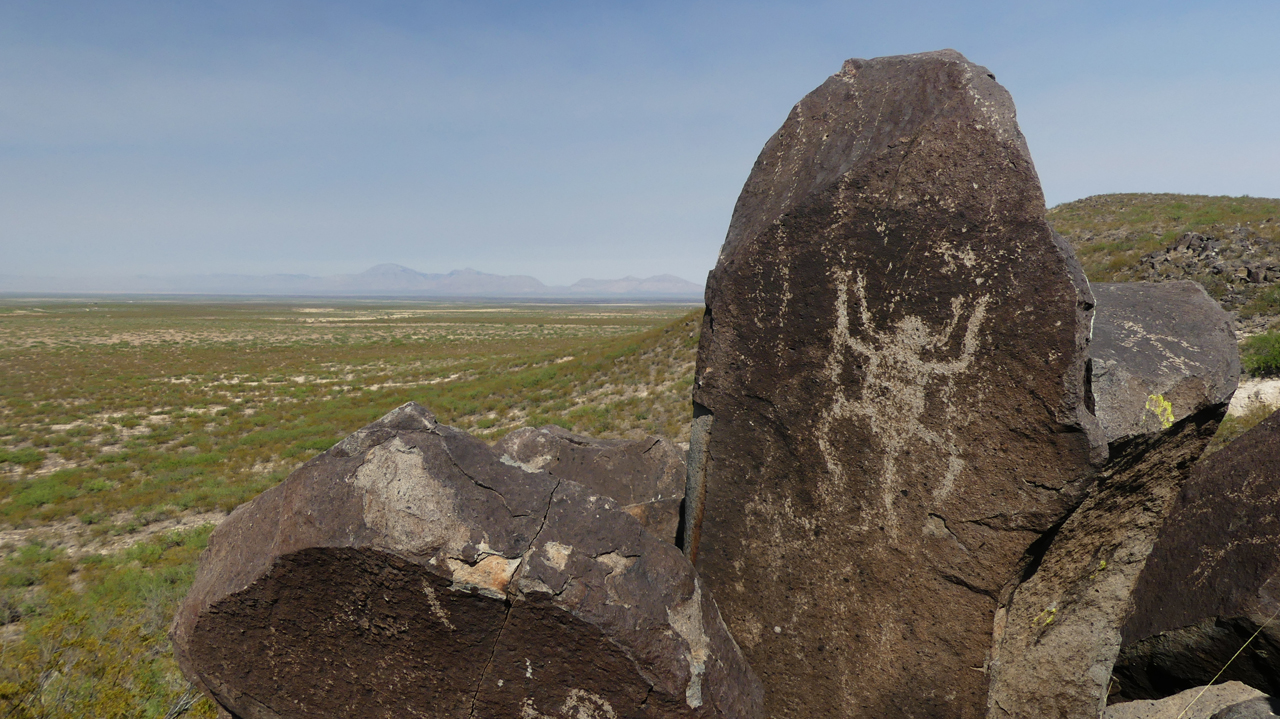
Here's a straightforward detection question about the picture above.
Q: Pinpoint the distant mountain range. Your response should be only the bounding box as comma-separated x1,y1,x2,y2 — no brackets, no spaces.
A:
0,264,706,299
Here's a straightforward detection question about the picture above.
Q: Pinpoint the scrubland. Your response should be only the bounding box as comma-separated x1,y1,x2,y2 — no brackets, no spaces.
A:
0,299,698,717
2,195,1279,716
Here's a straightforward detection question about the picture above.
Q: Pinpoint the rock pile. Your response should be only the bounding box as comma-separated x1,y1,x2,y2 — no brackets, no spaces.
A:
1116,228,1280,325
172,49,1270,719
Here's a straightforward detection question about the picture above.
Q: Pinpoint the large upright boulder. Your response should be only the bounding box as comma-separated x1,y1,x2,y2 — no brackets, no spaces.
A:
684,50,1105,719
496,425,686,544
171,403,762,719
1113,409,1280,700
987,281,1238,719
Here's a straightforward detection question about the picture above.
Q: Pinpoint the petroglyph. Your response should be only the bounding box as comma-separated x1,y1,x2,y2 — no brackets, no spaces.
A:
519,690,618,719
817,269,989,533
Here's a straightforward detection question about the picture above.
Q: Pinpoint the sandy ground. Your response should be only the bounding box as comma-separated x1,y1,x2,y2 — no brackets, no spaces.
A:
0,510,226,560
1228,377,1280,416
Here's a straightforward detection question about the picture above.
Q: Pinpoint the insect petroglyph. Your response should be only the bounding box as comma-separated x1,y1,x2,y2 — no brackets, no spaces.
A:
817,268,990,535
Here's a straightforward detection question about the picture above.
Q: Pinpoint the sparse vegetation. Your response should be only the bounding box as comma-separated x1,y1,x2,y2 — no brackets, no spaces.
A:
0,298,699,716
1049,193,1280,283
1241,332,1280,378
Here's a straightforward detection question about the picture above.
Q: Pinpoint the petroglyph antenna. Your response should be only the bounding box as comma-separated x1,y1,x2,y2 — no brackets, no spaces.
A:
817,269,990,534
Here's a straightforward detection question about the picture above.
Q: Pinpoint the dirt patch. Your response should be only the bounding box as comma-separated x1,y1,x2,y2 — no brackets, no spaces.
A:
0,510,226,559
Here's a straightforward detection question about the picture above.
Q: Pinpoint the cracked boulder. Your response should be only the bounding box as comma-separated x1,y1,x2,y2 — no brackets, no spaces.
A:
986,281,1238,719
171,402,762,719
683,50,1105,719
1112,409,1280,701
495,426,686,544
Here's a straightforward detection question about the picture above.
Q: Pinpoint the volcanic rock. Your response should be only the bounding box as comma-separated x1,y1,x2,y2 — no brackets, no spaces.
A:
1102,683,1267,719
1088,282,1240,445
987,282,1238,719
1113,409,1280,700
171,402,762,719
495,425,686,544
1215,697,1280,719
683,50,1105,719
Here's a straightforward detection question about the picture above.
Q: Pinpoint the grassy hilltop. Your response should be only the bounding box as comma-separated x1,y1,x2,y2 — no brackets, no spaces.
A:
1050,193,1280,284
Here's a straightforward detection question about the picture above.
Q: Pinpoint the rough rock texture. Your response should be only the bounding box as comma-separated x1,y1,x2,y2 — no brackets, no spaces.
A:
1214,697,1280,719
684,50,1105,719
1103,683,1266,719
986,282,1238,719
1088,282,1240,444
1114,410,1280,700
495,425,686,544
171,403,762,719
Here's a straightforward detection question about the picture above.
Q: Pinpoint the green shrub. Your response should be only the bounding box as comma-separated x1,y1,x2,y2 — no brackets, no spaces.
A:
0,448,45,466
1242,332,1280,377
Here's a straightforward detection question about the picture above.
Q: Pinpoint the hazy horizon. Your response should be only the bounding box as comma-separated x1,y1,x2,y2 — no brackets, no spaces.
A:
0,261,709,298
4,1,1278,285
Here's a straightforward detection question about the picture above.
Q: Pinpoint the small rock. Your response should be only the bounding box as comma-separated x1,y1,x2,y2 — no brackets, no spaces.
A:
1214,697,1280,719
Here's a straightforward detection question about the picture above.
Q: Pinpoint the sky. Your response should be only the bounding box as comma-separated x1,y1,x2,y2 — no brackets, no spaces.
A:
2,1,1278,286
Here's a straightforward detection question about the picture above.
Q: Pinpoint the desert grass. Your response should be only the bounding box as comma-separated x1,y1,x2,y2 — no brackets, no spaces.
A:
0,298,699,717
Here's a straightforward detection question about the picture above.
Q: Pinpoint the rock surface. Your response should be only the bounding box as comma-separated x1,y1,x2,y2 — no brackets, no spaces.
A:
684,50,1104,719
1215,697,1280,719
1114,409,1280,700
171,402,762,719
987,282,1237,719
1103,683,1266,719
495,425,686,544
1088,282,1239,444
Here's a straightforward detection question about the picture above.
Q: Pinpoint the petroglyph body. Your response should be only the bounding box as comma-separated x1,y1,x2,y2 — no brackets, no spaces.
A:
818,269,990,534
685,50,1103,719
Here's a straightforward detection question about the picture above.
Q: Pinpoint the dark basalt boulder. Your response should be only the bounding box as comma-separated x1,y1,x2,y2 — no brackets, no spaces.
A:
1088,282,1240,445
171,402,762,719
495,425,685,544
987,281,1238,719
1113,409,1280,701
683,49,1105,719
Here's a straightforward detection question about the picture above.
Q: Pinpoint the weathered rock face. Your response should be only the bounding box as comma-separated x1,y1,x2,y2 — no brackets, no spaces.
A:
1114,409,1280,701
172,403,762,719
1088,282,1240,445
684,50,1105,719
1102,682,1267,719
986,281,1238,719
495,425,686,544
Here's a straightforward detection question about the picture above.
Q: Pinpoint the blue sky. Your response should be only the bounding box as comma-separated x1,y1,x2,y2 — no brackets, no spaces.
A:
2,1,1277,285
